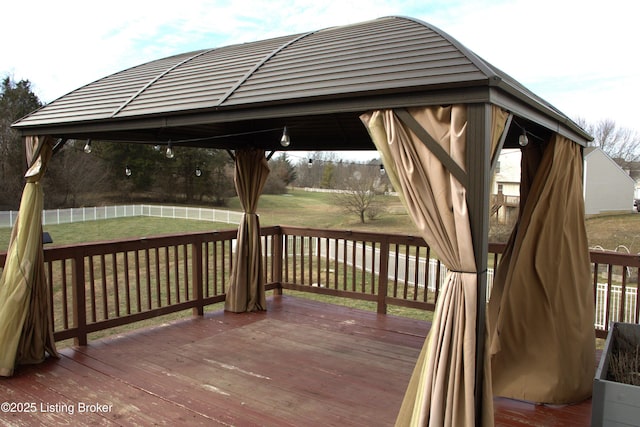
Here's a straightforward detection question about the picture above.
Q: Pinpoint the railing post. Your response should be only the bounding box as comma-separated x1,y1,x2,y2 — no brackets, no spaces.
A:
272,227,283,295
192,240,204,316
377,240,389,314
72,254,87,346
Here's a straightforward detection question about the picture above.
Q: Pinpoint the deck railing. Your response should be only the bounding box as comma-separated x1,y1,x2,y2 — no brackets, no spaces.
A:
0,226,638,344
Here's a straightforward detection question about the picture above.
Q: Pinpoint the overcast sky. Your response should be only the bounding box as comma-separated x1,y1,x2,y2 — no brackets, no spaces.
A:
1,0,638,161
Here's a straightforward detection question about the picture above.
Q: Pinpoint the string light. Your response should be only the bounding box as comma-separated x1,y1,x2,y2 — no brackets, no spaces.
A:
195,166,202,177
125,165,132,177
518,129,529,147
83,139,92,154
280,126,290,147
166,141,175,159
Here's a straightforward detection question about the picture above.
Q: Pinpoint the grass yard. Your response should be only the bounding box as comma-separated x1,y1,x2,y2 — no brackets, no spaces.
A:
1,188,639,252
585,213,640,253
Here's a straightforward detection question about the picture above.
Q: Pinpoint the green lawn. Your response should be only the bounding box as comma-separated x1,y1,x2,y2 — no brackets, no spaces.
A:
1,189,639,252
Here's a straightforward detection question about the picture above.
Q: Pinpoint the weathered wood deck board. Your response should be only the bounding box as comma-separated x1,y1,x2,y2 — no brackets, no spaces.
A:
0,295,595,426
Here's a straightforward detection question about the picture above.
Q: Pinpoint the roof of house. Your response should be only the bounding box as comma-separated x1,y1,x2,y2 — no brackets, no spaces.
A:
12,16,591,151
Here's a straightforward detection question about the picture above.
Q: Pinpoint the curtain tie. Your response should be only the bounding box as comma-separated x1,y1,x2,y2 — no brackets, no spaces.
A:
448,269,482,274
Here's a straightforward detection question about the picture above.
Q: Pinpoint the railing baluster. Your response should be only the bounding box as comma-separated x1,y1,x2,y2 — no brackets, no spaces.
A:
377,240,389,314
164,246,171,306
61,260,69,329
393,244,399,298
342,239,348,291
360,241,366,293
134,250,141,313
124,251,131,315
183,245,189,301
413,246,420,301
605,263,613,326
72,254,87,346
88,256,97,322
308,236,313,286
173,245,180,304
46,261,55,328
192,241,203,316
620,265,627,322
423,247,430,303
112,253,120,318
316,237,321,287
145,248,152,310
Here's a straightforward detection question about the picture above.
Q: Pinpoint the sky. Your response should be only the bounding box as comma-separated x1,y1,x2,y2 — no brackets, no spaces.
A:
1,0,638,161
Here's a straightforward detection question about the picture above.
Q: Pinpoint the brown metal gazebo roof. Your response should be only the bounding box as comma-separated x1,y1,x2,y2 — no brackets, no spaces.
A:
12,16,589,150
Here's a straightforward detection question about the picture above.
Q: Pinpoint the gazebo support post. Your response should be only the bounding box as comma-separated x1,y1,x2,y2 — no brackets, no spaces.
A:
466,103,492,426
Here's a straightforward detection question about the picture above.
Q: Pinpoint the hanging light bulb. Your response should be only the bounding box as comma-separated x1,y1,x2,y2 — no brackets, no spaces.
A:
379,164,385,176
195,166,202,177
307,158,313,168
518,129,529,147
166,141,175,159
153,144,161,152
125,165,132,177
83,139,92,154
280,126,290,147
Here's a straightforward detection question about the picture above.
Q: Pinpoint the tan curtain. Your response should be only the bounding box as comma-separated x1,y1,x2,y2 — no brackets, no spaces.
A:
224,149,269,313
0,135,58,377
361,106,507,426
488,134,595,403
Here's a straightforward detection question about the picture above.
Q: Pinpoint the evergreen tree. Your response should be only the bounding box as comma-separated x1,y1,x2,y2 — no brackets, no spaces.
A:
0,76,43,208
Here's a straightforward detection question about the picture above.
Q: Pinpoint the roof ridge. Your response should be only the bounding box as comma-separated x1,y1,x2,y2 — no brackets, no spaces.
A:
110,48,217,118
214,31,317,106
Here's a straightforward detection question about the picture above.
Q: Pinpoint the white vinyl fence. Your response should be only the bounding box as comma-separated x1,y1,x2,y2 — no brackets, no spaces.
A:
594,283,638,329
0,204,244,229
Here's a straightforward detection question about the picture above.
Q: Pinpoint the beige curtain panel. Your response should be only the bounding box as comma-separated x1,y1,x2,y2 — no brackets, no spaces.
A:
488,134,595,404
361,106,507,427
0,135,58,377
225,149,270,313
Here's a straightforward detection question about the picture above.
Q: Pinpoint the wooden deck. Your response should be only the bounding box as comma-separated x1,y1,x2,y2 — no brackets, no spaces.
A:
1,295,593,426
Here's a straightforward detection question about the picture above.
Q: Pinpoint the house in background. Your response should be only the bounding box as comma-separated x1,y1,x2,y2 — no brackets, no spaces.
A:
491,149,521,224
492,147,635,219
583,147,635,216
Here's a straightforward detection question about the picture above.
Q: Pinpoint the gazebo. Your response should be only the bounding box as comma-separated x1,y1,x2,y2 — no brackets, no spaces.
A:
4,16,594,426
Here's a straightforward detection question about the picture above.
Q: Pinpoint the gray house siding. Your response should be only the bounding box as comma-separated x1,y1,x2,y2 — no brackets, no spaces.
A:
583,147,635,215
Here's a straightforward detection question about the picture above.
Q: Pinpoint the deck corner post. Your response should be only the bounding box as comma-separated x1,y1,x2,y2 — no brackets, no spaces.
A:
272,226,284,295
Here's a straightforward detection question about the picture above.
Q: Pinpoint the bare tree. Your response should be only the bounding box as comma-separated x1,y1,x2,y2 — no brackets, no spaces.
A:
576,118,640,169
332,169,385,223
